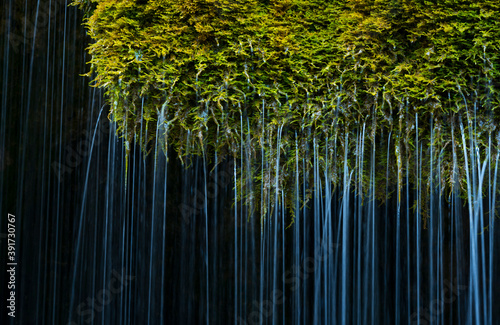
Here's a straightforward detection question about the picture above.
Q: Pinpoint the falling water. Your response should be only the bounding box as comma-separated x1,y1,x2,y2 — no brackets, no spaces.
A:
1,1,500,325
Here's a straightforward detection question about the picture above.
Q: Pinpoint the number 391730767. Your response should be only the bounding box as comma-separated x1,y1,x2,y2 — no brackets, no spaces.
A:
7,214,16,261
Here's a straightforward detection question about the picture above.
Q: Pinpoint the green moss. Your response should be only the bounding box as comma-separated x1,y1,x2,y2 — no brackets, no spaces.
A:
74,0,500,217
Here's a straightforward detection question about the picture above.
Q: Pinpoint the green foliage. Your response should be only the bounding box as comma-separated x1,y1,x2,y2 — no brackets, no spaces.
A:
75,0,500,217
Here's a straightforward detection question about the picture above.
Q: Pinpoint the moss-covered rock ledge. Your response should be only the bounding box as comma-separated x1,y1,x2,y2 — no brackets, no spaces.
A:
74,0,500,214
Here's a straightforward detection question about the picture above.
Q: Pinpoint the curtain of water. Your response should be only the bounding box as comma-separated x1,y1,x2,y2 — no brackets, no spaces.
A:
2,1,499,325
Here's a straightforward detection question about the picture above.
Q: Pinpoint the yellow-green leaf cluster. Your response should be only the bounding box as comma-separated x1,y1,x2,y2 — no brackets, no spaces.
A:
75,0,500,216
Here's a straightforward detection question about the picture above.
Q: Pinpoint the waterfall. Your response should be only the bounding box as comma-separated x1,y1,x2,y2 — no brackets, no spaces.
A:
1,1,500,325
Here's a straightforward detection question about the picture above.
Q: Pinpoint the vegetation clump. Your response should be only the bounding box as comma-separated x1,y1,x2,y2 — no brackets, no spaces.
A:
74,0,500,216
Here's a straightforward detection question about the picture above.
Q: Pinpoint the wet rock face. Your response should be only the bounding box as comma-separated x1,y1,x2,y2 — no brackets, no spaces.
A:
75,0,500,209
